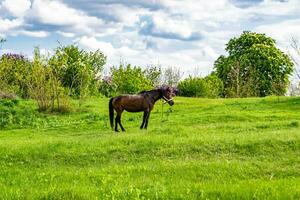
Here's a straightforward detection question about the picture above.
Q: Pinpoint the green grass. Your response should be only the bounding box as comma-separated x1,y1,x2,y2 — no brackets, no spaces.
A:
0,96,300,199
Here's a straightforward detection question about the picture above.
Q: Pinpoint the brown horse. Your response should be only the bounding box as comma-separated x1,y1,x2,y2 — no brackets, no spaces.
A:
109,86,175,132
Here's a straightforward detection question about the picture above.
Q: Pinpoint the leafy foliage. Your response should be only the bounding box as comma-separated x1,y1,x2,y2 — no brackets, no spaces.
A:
49,44,106,97
143,65,162,86
214,31,294,97
0,99,39,129
98,76,117,97
111,64,153,94
28,48,71,112
162,66,182,87
0,53,32,98
177,76,205,97
177,74,223,98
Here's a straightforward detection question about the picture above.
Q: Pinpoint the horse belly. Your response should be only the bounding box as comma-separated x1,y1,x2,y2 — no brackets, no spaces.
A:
116,95,148,112
123,100,147,112
124,105,145,112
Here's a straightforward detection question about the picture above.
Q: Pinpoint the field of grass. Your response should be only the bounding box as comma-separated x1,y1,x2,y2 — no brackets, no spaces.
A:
0,96,300,199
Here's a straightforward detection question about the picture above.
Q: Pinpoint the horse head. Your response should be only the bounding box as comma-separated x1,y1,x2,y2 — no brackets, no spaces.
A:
161,86,175,106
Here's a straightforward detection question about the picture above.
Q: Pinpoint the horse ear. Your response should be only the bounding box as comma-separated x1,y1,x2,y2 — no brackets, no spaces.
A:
173,88,178,96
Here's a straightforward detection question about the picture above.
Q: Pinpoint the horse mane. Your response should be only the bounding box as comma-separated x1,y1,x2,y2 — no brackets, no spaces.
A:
138,88,163,95
138,90,147,94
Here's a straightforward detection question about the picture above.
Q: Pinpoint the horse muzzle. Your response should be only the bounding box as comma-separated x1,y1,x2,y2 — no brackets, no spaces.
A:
168,100,174,106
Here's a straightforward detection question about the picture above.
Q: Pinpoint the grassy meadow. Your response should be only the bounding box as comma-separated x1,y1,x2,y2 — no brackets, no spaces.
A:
0,96,300,199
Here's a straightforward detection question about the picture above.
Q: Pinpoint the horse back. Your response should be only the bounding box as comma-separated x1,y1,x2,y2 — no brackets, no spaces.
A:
112,94,150,112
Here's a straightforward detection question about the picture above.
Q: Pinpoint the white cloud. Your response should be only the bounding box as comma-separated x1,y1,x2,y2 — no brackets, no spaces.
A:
160,0,244,25
57,31,75,38
0,18,23,33
77,36,115,56
76,35,213,75
19,30,49,38
31,0,104,34
249,0,300,17
150,13,194,39
99,4,151,27
254,19,300,48
1,0,31,17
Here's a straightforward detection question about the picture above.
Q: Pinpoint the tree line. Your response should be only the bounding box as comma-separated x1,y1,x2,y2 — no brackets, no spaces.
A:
0,31,296,112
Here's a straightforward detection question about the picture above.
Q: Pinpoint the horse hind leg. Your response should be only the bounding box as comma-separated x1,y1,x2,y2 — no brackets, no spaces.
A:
114,115,119,132
115,110,125,132
118,114,125,132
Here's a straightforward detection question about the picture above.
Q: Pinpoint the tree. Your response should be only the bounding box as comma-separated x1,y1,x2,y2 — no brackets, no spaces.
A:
98,76,117,97
28,47,71,112
214,31,294,97
0,53,32,98
49,44,106,97
288,37,300,96
110,64,152,94
143,64,162,87
290,37,300,80
162,66,182,87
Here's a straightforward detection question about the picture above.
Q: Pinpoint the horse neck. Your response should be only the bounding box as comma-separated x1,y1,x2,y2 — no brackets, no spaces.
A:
146,89,162,103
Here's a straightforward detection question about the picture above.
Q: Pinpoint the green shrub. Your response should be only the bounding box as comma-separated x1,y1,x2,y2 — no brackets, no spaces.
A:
111,64,152,94
0,53,32,98
177,76,205,97
49,45,106,97
0,99,30,129
203,74,224,98
28,48,71,112
98,76,117,97
177,74,223,98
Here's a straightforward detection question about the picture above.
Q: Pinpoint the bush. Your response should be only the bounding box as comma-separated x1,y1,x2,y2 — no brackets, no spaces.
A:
49,45,106,98
0,99,25,129
143,65,162,86
28,48,71,112
177,74,223,98
111,64,152,94
98,76,117,97
203,74,224,98
177,76,205,97
0,53,32,98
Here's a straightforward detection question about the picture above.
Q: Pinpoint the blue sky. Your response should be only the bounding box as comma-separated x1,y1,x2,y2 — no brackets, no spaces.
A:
1,0,300,76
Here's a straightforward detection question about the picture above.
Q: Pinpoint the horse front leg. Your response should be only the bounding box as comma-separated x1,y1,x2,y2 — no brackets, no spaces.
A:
140,111,147,129
144,111,151,129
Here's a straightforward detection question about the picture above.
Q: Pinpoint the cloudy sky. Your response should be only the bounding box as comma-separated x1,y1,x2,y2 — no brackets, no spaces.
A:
0,0,300,75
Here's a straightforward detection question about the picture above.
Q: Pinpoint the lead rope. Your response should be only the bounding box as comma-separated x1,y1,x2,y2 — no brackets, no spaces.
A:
161,96,173,122
161,99,164,121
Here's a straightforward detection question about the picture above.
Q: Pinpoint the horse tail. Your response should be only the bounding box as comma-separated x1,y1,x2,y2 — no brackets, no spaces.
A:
109,97,114,129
